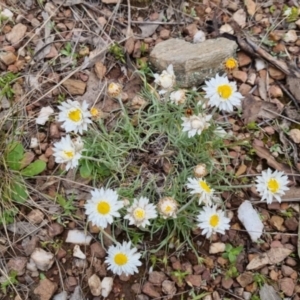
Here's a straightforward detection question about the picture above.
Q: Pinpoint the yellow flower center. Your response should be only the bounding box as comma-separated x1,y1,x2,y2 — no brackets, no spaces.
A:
90,107,99,117
199,180,211,193
267,178,280,193
164,205,172,213
217,84,233,99
225,58,238,70
68,108,82,122
114,253,128,266
108,83,122,97
209,214,219,227
63,150,74,158
133,207,145,220
97,200,110,215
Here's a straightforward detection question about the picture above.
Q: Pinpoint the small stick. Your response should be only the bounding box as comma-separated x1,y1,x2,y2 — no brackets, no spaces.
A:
276,80,300,110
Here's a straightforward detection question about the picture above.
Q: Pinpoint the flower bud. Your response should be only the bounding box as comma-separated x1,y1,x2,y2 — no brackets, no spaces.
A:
194,164,208,178
107,82,122,98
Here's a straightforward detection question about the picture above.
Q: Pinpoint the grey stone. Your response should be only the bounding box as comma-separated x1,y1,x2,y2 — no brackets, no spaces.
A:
149,38,238,88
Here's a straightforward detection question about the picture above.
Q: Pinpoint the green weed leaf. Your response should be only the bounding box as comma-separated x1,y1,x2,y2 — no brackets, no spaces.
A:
6,142,24,170
11,181,28,203
21,160,46,176
80,161,93,178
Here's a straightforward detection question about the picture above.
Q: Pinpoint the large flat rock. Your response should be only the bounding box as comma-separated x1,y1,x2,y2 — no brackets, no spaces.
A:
150,38,238,88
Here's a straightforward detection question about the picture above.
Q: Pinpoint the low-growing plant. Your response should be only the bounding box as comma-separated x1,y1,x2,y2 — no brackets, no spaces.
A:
40,239,63,254
171,270,190,286
222,244,243,263
51,194,77,225
253,272,267,288
109,43,125,63
1,270,18,294
60,42,78,66
282,5,299,22
188,291,211,300
225,265,239,279
0,72,19,99
2,141,46,204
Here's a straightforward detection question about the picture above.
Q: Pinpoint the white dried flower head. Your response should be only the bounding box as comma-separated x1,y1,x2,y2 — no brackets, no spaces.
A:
73,136,84,152
157,197,178,219
105,241,142,276
124,197,157,228
203,74,243,112
107,82,122,98
85,188,123,228
53,135,82,170
186,177,215,206
197,205,230,239
90,107,103,120
122,198,130,207
36,106,54,125
169,89,186,105
193,30,206,43
153,64,176,94
181,114,212,137
58,100,92,134
194,164,208,178
255,168,289,204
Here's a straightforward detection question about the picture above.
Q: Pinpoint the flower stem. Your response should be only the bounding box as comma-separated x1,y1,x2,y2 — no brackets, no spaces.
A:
177,197,196,214
99,227,118,244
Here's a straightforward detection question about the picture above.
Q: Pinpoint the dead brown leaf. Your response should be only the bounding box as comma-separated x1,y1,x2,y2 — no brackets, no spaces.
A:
242,95,278,123
62,79,86,95
267,247,292,264
252,144,290,172
246,247,292,270
298,218,300,259
123,74,142,101
135,11,164,39
245,0,256,16
242,95,263,123
287,76,300,103
258,70,267,101
259,284,281,300
236,164,247,176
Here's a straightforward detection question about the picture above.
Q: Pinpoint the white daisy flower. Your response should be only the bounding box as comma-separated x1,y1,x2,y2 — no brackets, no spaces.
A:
203,74,243,112
105,241,142,276
255,168,289,204
124,197,157,228
58,99,92,134
53,135,82,170
197,205,230,239
186,177,214,206
169,89,186,105
157,197,178,219
85,188,123,228
181,114,212,138
153,64,176,94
